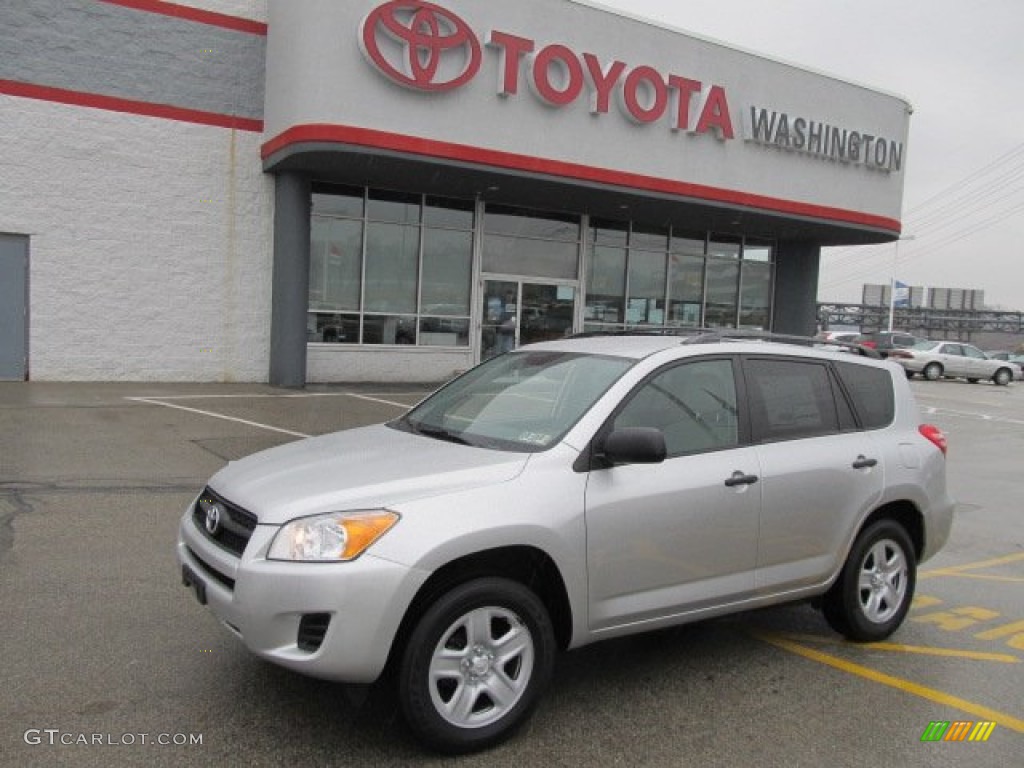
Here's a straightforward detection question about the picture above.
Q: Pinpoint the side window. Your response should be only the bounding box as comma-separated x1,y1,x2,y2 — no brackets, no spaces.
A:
613,359,738,456
940,344,963,356
834,362,895,429
745,358,839,442
963,345,986,360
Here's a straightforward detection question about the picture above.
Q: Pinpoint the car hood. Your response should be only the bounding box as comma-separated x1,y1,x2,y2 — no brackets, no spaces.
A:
208,424,530,525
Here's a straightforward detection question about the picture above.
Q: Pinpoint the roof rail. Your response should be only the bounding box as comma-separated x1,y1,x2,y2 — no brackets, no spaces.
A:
682,329,882,357
569,328,881,357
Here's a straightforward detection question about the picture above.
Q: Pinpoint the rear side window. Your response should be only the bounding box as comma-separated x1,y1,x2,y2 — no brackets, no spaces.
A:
745,358,839,442
834,362,894,429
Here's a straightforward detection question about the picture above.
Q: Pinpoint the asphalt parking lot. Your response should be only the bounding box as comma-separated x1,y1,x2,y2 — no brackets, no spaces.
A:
1,375,1021,767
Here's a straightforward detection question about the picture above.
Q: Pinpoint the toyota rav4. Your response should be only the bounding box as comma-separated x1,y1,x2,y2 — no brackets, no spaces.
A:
177,332,953,753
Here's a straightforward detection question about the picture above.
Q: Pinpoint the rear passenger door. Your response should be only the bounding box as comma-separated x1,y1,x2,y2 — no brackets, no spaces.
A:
744,356,884,592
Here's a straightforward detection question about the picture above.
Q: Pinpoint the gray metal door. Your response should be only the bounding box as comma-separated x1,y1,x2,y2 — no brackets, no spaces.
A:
0,234,28,380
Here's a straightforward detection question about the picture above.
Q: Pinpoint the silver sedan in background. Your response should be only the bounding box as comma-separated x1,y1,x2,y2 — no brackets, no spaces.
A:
890,340,1018,385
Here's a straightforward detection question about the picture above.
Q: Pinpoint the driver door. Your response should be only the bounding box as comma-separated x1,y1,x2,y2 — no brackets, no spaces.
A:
584,357,760,631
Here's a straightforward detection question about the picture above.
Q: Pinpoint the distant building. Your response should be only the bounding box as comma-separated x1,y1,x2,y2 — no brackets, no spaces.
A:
863,284,985,311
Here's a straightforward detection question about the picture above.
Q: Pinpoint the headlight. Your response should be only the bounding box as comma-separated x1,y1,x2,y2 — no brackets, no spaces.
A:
267,510,399,562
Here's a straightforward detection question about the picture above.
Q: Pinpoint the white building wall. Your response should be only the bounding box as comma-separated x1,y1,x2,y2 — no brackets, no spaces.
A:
1,95,274,381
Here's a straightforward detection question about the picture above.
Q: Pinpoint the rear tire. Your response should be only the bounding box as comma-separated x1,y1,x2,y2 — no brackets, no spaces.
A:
923,363,943,381
398,578,556,754
823,520,916,642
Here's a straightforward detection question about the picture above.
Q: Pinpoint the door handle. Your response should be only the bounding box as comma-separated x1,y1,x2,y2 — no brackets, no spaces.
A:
724,470,759,487
852,455,878,469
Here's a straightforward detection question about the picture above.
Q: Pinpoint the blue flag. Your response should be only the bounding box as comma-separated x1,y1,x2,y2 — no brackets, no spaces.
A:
893,281,910,308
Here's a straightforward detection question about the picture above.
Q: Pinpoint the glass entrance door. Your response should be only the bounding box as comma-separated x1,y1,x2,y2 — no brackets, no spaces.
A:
480,280,577,361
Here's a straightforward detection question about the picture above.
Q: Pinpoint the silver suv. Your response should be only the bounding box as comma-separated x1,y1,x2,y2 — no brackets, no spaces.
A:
177,333,953,753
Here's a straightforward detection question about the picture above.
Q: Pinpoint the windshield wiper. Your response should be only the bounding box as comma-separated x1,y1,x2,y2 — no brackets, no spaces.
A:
408,422,472,446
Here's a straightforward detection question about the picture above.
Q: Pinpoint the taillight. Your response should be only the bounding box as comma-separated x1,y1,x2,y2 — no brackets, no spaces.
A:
888,350,913,359
919,424,948,456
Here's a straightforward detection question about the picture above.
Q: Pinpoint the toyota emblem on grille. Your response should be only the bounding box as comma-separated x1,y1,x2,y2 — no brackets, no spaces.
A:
360,0,482,92
204,502,223,537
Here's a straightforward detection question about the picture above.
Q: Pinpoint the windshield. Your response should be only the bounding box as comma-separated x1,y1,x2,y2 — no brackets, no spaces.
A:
394,351,633,452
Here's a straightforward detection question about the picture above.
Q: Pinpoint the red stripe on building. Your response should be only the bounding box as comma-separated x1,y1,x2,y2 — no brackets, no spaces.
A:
0,79,263,132
96,0,267,35
262,124,902,233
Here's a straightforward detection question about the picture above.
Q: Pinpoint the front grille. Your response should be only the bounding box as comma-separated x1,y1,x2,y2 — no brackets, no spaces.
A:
192,487,257,557
297,613,332,652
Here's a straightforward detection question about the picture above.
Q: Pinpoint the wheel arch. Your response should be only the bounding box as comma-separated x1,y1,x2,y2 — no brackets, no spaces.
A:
859,501,924,561
385,545,574,672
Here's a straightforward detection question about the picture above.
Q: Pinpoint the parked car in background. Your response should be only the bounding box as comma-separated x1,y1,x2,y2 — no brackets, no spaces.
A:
890,340,1017,385
178,331,953,753
853,331,922,358
987,350,1024,367
817,330,861,343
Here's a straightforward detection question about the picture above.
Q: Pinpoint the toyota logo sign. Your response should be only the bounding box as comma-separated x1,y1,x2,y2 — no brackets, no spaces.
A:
360,0,481,92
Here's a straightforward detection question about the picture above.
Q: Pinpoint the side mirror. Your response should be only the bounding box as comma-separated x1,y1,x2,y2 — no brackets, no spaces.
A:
600,427,667,465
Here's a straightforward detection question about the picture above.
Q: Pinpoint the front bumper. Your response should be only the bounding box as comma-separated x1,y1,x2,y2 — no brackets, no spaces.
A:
177,509,429,683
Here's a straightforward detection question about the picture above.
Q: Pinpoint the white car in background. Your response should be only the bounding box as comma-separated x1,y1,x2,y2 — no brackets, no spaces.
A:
890,340,1017,385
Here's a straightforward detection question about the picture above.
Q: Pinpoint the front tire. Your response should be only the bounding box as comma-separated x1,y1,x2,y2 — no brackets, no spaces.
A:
823,520,916,642
399,578,556,754
993,368,1012,386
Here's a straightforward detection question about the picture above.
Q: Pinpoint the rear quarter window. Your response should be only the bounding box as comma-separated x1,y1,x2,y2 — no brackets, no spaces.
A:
834,362,895,429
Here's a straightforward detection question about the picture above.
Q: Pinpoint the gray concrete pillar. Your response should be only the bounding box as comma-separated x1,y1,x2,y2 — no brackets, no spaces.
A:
771,241,821,337
269,172,311,387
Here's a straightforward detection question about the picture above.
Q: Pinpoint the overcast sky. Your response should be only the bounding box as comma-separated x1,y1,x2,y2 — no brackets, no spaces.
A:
596,0,1024,310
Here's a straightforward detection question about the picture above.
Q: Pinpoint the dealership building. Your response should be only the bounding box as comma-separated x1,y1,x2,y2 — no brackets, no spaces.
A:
0,0,911,384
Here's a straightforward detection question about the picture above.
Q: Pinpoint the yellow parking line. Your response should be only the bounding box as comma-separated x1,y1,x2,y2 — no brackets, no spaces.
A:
857,642,1020,664
920,552,1024,580
755,632,1024,733
944,572,1024,584
778,633,1020,664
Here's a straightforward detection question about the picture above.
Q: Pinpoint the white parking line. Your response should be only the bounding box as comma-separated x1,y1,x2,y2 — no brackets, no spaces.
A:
921,405,1024,427
125,392,417,438
126,397,312,438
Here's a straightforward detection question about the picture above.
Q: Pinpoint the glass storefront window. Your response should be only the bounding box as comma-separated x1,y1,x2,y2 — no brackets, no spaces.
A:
307,186,775,349
708,236,741,260
310,218,362,312
424,196,474,229
312,184,363,217
592,219,629,247
482,233,579,280
704,258,740,328
743,239,773,263
630,223,669,252
308,312,360,344
363,314,417,345
668,253,704,326
586,245,626,324
367,189,420,224
740,261,772,329
309,187,474,347
364,222,419,314
421,229,472,316
626,248,666,325
484,205,580,241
